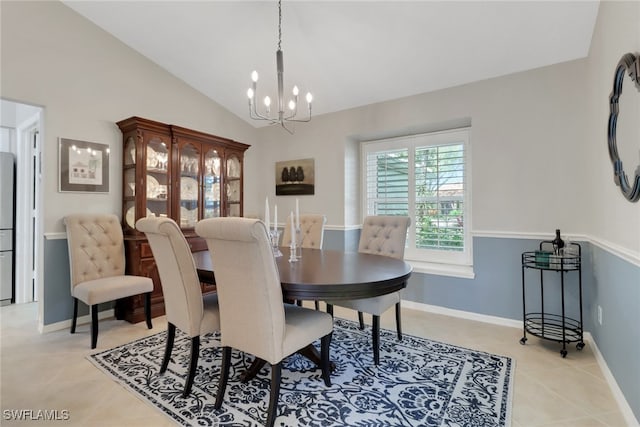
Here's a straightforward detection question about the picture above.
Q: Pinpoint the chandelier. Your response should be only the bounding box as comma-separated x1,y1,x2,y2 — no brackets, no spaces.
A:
247,0,312,134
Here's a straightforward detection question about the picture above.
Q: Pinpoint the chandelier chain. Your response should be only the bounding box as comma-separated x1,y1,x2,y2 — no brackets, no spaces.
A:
278,0,282,51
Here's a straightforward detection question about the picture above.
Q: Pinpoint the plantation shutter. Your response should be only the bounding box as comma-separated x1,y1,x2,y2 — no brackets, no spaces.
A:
414,143,465,252
364,148,409,216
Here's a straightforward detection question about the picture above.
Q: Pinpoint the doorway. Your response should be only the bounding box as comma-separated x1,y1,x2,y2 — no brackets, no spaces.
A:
0,99,43,312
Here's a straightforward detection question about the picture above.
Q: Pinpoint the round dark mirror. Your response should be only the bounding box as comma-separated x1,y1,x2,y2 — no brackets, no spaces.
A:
607,52,640,202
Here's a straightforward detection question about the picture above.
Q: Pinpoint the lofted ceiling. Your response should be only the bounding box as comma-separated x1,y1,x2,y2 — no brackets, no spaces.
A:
62,1,600,127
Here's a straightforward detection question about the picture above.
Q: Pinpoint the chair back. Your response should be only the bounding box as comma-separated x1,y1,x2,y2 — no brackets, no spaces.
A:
281,214,326,249
136,216,204,336
64,214,126,289
358,215,411,260
196,217,286,361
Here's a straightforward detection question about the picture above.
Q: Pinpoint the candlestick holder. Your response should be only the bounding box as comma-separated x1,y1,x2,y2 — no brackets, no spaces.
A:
295,227,302,259
288,241,298,263
269,230,282,257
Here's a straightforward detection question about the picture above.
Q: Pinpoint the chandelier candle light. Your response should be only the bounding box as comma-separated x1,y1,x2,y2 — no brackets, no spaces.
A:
247,0,312,134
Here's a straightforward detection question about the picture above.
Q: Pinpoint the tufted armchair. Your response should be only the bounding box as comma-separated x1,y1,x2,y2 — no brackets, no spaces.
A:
64,214,153,349
326,215,410,365
281,213,327,308
280,213,327,249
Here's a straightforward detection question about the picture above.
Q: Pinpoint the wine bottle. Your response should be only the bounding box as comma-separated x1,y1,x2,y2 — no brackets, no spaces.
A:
552,229,565,255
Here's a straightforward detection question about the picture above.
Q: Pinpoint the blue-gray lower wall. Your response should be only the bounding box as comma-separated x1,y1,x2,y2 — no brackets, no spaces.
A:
42,234,639,420
404,237,593,328
324,228,360,252
43,238,75,325
589,245,640,422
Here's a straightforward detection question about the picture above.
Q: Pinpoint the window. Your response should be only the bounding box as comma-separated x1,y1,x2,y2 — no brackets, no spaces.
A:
362,128,472,276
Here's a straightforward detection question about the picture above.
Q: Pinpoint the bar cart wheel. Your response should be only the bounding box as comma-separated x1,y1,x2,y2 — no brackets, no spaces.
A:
577,342,585,351
561,349,567,358
519,337,527,345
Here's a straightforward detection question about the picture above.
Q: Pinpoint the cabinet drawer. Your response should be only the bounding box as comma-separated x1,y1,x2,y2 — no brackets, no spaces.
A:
187,237,207,252
0,230,12,251
140,243,154,259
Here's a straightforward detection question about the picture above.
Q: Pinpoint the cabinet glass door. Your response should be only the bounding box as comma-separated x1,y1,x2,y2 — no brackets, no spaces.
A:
123,136,137,230
203,149,221,218
144,137,170,220
225,154,241,217
178,143,200,228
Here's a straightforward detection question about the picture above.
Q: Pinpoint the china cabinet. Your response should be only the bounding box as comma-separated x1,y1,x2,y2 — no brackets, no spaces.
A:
115,116,249,323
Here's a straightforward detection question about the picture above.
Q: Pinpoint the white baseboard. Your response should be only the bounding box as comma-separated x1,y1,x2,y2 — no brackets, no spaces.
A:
402,299,639,426
402,300,522,329
39,309,115,334
583,331,640,427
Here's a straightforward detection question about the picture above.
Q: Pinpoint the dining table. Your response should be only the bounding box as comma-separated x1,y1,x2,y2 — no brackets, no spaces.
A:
193,246,413,380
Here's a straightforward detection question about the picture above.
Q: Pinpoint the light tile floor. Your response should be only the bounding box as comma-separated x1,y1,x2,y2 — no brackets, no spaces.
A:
0,302,633,426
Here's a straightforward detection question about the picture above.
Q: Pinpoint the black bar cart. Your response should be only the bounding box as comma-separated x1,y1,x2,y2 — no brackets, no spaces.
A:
520,240,585,357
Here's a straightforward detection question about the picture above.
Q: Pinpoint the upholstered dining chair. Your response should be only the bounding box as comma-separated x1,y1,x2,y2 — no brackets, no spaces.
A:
195,217,333,427
281,213,327,309
280,213,327,249
136,216,220,398
325,215,411,365
64,213,153,349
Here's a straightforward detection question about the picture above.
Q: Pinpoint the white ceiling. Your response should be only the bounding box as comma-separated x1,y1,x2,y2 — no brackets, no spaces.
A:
62,1,599,127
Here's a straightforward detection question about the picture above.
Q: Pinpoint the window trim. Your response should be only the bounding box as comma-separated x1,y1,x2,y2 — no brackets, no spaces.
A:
361,128,473,275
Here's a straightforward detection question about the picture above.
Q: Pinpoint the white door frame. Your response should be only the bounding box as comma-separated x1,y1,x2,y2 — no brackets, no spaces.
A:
15,111,42,315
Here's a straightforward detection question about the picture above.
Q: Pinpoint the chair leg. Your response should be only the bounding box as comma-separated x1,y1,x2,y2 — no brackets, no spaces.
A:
160,323,176,374
214,347,232,410
182,336,200,397
395,301,402,341
326,303,334,317
266,362,282,427
145,292,153,329
91,304,98,349
320,333,332,387
70,298,78,334
358,311,365,330
372,315,380,365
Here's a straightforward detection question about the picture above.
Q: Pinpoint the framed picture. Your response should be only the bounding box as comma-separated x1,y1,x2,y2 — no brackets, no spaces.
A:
275,158,315,196
59,138,110,193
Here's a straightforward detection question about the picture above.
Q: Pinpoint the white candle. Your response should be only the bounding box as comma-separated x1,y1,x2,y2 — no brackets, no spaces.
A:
295,198,300,229
274,204,278,233
290,211,296,249
264,197,270,231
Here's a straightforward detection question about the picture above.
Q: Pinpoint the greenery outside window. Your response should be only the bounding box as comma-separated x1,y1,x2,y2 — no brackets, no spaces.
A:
362,128,472,275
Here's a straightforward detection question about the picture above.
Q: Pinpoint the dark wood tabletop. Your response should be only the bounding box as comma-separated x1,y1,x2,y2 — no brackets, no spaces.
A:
193,246,412,301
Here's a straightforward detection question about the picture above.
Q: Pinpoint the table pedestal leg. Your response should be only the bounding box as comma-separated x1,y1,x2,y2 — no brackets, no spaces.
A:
239,343,336,383
239,358,266,383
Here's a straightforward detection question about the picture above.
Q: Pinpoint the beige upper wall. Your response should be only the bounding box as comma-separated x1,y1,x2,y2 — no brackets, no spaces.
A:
1,0,260,234
256,57,591,236
2,1,638,256
254,2,639,258
585,0,640,255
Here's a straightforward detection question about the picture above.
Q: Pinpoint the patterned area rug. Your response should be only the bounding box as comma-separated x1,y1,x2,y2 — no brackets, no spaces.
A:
88,318,514,426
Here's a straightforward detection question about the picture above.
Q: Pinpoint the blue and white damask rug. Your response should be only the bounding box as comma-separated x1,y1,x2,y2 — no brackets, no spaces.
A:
88,318,514,426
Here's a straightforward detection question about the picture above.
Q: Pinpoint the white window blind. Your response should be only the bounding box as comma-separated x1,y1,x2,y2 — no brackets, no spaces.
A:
364,148,409,217
362,128,471,268
414,143,465,251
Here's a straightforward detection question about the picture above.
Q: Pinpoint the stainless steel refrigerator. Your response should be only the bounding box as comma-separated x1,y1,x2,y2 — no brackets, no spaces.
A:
0,152,15,305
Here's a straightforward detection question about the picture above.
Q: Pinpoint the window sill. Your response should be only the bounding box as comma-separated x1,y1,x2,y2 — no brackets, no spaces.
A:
406,259,475,279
